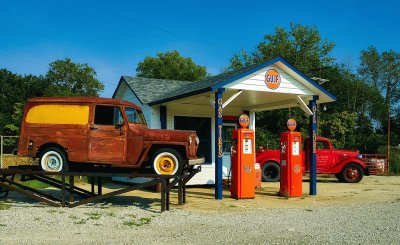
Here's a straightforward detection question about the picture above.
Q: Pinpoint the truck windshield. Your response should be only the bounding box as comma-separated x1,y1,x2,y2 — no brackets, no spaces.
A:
125,108,147,125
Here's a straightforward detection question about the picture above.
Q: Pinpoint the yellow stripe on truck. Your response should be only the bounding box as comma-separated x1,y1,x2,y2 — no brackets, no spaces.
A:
26,105,89,124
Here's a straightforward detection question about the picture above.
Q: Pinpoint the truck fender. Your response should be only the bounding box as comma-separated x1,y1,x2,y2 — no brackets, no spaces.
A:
339,158,369,176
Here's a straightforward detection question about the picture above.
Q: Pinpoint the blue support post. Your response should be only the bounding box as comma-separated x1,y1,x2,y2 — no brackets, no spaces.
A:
160,106,167,129
214,88,224,200
309,96,318,195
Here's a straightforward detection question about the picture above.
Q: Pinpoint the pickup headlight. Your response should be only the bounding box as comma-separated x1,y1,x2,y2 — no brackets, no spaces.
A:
189,136,193,145
356,154,363,159
196,136,200,145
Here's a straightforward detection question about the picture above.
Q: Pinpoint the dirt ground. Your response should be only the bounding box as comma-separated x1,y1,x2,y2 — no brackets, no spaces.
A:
74,174,400,213
1,174,400,244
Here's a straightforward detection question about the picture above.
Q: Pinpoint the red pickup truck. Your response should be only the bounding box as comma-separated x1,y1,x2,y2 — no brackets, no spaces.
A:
256,136,370,183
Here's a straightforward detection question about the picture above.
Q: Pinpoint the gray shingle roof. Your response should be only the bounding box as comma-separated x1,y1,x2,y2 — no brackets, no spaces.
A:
121,76,192,104
121,63,265,105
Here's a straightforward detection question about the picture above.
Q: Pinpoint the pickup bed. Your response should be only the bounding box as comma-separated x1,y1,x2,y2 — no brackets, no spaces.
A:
256,136,370,183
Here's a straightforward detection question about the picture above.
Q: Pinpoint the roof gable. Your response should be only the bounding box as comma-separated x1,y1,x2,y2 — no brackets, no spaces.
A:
113,57,336,105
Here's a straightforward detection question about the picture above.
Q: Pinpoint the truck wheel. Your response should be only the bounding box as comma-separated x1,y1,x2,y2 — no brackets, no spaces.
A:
261,161,280,182
40,147,68,173
340,163,364,183
152,148,183,176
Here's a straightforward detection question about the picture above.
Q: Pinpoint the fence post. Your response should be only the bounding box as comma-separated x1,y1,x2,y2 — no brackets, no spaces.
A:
1,136,3,169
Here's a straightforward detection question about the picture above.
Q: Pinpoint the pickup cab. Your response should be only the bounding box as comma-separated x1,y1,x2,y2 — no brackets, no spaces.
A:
256,136,369,183
17,97,204,175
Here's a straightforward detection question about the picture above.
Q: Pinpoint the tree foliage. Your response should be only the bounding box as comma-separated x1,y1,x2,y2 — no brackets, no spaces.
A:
46,58,104,97
136,50,207,81
228,22,335,73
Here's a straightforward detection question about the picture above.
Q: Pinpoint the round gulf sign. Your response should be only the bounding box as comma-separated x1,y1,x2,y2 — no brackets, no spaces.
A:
238,114,250,128
265,69,281,90
287,118,297,131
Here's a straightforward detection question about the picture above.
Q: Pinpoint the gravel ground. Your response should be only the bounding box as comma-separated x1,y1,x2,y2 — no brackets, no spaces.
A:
1,176,400,244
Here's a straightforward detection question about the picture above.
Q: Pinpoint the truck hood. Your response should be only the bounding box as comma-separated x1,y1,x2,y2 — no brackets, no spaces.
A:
335,149,360,163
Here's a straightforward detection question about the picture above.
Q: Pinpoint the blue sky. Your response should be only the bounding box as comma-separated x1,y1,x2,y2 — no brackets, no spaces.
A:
1,0,399,97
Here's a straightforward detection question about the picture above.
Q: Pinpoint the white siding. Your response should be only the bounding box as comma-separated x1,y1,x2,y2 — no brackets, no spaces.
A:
228,65,312,95
151,106,161,129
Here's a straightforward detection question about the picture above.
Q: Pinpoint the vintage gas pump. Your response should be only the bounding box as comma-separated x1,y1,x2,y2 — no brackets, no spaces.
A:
279,118,303,197
230,114,256,199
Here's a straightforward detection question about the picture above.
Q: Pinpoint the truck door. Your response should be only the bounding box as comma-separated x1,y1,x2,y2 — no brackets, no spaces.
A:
316,141,333,171
124,107,146,166
88,105,126,163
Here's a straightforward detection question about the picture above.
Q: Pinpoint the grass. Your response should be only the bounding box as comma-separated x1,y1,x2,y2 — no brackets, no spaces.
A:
0,202,12,210
85,212,102,220
2,155,36,168
74,218,87,225
123,217,151,227
69,214,78,219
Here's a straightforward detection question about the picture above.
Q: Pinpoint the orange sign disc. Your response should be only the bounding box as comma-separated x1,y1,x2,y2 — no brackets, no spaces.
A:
265,69,281,90
238,114,250,128
287,118,297,131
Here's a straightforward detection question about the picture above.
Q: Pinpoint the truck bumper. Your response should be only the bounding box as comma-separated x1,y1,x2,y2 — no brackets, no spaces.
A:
188,157,205,165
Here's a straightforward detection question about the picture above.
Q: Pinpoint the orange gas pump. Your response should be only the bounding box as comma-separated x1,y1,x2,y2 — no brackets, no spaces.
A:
279,119,303,197
230,114,256,199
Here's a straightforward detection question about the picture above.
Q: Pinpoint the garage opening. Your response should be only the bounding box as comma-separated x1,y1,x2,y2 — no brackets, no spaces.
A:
174,116,212,163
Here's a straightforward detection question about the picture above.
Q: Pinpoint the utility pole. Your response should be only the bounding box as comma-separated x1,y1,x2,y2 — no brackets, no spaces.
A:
388,107,391,169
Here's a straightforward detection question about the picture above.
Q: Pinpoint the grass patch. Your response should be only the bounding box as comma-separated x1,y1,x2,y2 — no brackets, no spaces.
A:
74,218,87,225
0,224,7,227
123,217,151,227
85,212,102,220
69,215,79,220
0,202,12,210
22,180,53,189
107,212,116,217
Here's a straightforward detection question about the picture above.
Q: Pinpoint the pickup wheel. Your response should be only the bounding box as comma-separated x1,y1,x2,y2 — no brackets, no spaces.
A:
261,161,280,182
39,147,68,173
340,163,364,183
151,148,183,176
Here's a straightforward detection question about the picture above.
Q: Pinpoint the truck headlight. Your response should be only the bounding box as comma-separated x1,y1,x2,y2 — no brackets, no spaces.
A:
189,136,193,145
196,136,200,145
356,154,363,159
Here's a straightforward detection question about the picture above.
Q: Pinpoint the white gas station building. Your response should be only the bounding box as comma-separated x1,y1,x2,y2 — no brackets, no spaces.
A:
113,56,336,199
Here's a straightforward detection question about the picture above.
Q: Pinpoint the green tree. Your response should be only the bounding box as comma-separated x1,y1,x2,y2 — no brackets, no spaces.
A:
136,50,207,81
359,47,400,150
46,58,104,97
228,22,335,73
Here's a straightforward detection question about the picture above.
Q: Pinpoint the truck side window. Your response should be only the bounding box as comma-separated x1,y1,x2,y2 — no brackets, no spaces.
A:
94,105,123,125
125,108,147,125
316,141,330,150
